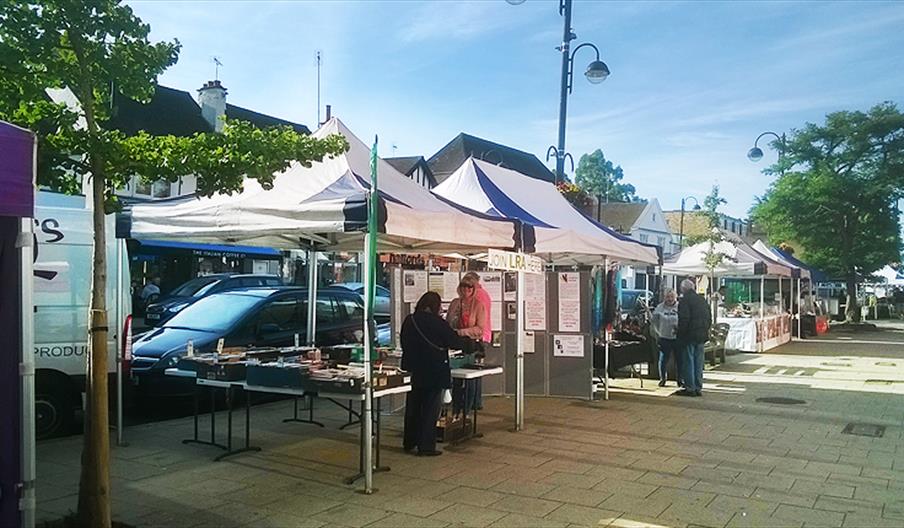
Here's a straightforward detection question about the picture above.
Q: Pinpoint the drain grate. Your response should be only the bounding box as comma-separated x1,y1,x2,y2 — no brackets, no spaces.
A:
865,379,897,385
821,362,852,367
875,361,898,367
842,423,885,438
756,397,806,405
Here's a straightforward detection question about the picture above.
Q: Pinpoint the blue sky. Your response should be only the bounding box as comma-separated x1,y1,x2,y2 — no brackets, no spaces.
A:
129,0,904,218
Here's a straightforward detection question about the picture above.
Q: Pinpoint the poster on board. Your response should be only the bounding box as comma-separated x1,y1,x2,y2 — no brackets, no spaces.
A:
491,302,502,331
503,272,517,301
523,331,535,354
403,270,428,303
553,334,584,357
525,299,546,330
524,272,545,302
442,272,460,301
477,271,503,302
558,272,581,332
428,272,444,298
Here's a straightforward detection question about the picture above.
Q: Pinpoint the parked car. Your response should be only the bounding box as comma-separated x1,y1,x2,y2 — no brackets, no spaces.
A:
331,282,391,322
144,273,283,327
131,287,387,398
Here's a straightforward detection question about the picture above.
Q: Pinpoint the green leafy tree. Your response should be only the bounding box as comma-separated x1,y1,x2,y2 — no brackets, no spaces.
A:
750,103,904,322
574,149,641,203
0,1,347,526
701,186,730,319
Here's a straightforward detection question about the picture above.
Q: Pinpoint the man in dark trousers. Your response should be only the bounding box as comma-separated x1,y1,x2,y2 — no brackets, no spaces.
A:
400,291,467,456
677,279,712,397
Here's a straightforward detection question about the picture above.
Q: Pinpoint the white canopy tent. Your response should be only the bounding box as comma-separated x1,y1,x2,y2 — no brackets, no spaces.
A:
752,240,810,339
431,158,660,266
875,265,904,286
123,118,526,254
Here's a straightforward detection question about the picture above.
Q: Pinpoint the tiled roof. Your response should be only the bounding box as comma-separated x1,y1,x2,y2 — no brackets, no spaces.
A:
428,133,555,184
597,202,646,233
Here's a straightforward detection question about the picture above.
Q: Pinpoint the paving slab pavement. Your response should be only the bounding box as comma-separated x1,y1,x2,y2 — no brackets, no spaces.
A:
36,322,904,527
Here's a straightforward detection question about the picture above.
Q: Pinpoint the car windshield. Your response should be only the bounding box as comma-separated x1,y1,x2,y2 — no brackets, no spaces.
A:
162,293,264,332
170,276,220,297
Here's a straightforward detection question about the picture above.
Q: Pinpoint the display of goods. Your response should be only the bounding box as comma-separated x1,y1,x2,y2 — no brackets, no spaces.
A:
246,362,311,389
200,361,247,381
449,353,475,369
176,353,242,372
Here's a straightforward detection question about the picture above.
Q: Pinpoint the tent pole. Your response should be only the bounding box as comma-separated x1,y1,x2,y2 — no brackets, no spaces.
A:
515,270,525,431
362,234,374,493
759,276,765,352
306,249,318,346
19,216,36,528
115,238,125,446
603,256,609,401
797,277,802,339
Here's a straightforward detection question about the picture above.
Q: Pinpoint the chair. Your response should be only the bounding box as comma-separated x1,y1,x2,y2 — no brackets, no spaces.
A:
704,323,729,366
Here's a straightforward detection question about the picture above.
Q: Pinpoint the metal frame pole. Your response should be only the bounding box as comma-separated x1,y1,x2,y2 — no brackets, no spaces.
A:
306,249,318,346
362,234,374,493
797,277,802,339
554,0,574,183
115,238,125,446
759,276,765,352
603,257,609,401
19,217,36,528
515,270,525,431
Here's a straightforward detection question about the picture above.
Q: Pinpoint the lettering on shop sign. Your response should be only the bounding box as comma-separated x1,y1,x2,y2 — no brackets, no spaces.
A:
487,249,544,274
35,345,87,357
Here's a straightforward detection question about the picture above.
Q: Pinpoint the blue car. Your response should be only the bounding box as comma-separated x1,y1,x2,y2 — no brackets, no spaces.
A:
144,273,283,327
131,287,389,398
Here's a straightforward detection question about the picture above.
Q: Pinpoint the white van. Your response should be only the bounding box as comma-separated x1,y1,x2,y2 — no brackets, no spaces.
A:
33,191,131,438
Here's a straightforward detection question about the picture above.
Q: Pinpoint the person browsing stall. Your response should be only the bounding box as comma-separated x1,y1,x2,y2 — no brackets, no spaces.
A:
400,291,467,456
652,289,680,387
677,279,711,397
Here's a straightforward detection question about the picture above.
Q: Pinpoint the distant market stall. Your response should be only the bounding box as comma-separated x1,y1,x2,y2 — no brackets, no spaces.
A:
664,240,794,352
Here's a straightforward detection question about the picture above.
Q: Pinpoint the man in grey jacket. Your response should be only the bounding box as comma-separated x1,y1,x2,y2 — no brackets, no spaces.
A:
677,279,711,397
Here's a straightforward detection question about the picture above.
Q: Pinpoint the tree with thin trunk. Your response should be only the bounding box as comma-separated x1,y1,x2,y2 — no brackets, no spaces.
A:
750,103,904,323
0,2,347,525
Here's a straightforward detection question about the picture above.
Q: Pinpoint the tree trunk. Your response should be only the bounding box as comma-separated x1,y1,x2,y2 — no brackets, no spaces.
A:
845,273,860,323
74,82,112,527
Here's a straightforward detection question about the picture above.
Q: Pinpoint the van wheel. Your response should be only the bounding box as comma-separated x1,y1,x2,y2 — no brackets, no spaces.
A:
36,382,74,440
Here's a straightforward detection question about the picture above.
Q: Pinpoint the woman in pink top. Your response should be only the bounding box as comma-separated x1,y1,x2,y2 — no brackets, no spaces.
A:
463,272,492,343
448,274,490,411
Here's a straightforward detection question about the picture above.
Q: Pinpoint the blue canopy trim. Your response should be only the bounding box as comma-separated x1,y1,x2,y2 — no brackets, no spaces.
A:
473,162,555,228
773,247,828,283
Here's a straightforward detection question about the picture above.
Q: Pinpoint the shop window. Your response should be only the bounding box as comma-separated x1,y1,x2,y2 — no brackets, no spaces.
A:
134,178,152,196
152,180,171,198
639,233,649,243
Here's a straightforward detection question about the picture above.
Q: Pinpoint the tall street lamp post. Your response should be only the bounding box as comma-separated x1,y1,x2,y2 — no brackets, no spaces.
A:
512,0,609,183
679,196,701,250
747,131,787,175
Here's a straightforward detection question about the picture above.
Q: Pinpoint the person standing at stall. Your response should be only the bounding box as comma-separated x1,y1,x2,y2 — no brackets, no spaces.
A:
652,289,680,387
447,276,489,413
462,271,491,409
677,279,711,397
401,291,466,456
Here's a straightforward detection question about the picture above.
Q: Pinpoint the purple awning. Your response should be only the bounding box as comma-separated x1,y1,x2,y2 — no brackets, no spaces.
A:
0,121,35,218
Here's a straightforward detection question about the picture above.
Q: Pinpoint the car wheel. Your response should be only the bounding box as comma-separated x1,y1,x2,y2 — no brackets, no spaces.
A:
35,382,75,440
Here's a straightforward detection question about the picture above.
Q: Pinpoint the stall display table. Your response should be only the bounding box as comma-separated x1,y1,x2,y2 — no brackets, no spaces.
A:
164,368,411,483
449,366,503,443
718,314,791,352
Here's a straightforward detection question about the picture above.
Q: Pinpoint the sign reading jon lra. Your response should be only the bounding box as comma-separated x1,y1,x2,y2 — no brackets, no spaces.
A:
488,249,544,274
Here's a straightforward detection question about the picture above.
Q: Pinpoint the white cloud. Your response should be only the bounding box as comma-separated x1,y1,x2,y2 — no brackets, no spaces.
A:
398,2,514,43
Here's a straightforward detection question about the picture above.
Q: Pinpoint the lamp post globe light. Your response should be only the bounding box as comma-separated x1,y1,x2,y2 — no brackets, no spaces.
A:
511,0,609,183
679,196,701,250
748,131,787,174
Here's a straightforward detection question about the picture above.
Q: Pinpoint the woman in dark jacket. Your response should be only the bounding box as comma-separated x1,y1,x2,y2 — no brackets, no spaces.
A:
401,291,466,456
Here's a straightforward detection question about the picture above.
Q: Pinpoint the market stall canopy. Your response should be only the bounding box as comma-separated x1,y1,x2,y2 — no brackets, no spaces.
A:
752,240,809,280
770,247,828,283
121,118,528,253
663,239,793,277
0,121,35,218
431,158,660,265
875,265,904,286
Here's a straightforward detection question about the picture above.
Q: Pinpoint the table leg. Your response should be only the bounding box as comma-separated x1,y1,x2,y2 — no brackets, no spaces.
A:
339,399,360,430
345,396,390,485
182,382,227,451
282,393,325,427
214,385,262,462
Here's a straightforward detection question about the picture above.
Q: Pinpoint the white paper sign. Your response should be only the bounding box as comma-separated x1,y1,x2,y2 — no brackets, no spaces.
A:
478,272,503,302
523,331,535,354
442,272,460,301
428,272,445,298
524,273,545,302
525,299,547,330
553,334,584,358
558,272,581,332
490,302,503,331
392,267,403,345
403,270,428,303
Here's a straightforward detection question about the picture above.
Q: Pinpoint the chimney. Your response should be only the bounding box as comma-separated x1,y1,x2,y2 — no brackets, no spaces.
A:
198,80,227,133
324,104,331,123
